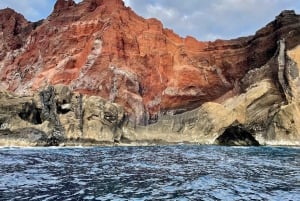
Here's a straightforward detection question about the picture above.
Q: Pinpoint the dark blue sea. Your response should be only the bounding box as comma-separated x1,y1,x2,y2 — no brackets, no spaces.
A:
0,145,299,201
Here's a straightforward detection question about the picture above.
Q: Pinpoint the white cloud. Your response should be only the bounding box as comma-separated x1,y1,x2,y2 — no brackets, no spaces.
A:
0,0,54,21
0,0,299,40
146,4,178,20
123,0,131,7
0,0,53,21
0,0,83,22
127,0,300,40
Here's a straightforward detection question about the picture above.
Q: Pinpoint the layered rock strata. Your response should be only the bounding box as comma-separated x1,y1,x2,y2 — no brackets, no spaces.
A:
1,1,300,146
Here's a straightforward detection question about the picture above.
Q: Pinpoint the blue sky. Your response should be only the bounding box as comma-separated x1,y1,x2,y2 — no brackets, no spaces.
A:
0,0,299,41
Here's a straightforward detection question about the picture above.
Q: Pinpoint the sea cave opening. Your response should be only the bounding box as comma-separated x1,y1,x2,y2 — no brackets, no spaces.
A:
215,125,260,146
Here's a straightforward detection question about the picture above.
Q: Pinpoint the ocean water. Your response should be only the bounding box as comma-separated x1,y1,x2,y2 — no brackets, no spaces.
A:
0,145,299,201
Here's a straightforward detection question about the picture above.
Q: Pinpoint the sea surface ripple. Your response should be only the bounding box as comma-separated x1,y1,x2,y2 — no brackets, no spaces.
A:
0,145,299,200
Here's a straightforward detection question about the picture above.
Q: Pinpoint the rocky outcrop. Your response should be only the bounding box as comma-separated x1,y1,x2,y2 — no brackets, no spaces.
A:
0,85,126,146
1,0,300,146
0,8,36,60
53,0,76,13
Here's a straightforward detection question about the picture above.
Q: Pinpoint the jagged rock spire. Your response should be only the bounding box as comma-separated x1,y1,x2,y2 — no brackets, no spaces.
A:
54,0,76,12
85,0,125,7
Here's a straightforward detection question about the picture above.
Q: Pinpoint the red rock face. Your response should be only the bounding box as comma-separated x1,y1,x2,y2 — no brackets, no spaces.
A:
53,0,76,12
0,8,31,59
0,0,299,124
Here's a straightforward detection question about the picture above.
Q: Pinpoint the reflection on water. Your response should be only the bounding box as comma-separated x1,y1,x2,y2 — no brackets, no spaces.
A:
0,146,299,200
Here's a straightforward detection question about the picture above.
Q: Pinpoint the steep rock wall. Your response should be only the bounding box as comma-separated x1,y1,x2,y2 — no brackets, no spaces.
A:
1,1,300,146
1,1,299,125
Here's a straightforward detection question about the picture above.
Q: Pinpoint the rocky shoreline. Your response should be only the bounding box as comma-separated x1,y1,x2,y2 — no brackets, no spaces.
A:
1,38,300,146
2,39,300,147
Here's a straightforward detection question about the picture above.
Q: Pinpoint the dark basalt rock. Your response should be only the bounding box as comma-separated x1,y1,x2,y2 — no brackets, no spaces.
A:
39,86,65,144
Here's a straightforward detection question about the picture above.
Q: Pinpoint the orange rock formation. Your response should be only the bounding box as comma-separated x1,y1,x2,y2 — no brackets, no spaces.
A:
0,0,299,124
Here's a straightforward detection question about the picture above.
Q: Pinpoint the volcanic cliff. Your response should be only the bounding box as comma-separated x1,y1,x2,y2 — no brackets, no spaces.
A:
1,0,300,146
